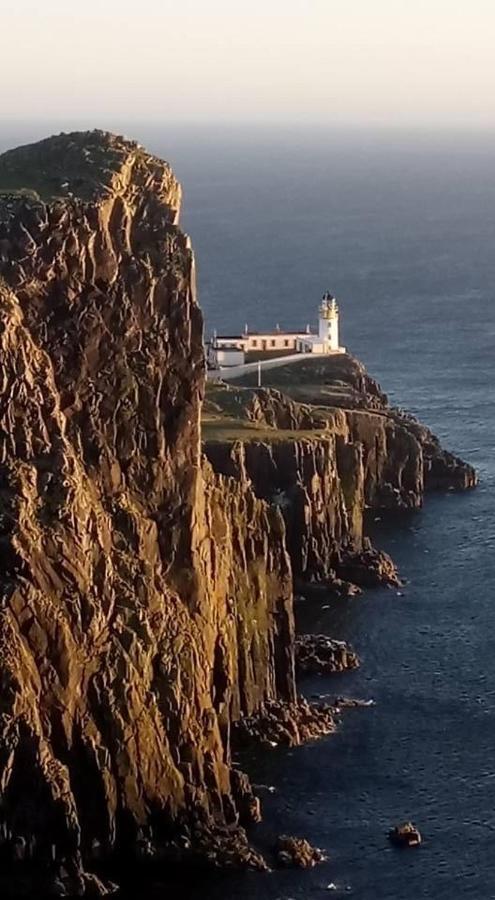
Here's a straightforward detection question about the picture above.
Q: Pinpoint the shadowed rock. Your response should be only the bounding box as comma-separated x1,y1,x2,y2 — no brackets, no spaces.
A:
295,634,360,675
0,131,294,893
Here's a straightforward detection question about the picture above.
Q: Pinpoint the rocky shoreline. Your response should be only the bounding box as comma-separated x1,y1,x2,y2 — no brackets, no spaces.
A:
295,634,360,675
0,131,477,897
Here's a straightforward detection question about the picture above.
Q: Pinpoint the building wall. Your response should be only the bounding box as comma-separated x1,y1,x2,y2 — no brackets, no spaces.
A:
296,338,326,354
210,321,344,367
318,316,340,351
244,334,299,352
214,347,245,367
328,318,339,350
215,334,308,353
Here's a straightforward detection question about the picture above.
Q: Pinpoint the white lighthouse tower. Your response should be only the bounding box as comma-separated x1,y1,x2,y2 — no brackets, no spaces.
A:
318,292,340,352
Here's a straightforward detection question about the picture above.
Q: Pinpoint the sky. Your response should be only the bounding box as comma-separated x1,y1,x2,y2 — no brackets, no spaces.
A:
1,0,495,129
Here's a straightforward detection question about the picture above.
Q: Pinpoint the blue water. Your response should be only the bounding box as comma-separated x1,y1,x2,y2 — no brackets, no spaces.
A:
162,127,495,899
3,124,495,897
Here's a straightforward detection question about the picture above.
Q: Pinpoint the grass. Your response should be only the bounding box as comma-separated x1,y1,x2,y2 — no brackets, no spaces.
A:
201,356,392,444
202,417,329,443
0,130,150,203
202,381,333,442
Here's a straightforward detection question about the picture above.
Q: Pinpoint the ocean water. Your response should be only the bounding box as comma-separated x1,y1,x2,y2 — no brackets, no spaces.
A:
3,125,495,898
161,127,495,900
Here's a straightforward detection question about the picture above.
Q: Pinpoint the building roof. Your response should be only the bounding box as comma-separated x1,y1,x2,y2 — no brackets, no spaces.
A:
299,334,325,344
212,330,314,340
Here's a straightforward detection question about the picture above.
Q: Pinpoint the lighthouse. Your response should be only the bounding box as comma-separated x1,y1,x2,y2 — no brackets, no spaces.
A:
318,292,340,352
207,289,345,370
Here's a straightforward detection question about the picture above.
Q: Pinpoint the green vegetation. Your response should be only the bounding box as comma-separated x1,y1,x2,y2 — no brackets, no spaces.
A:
226,354,358,387
0,130,147,202
203,379,330,443
201,355,391,444
220,354,389,412
202,417,329,444
203,382,256,420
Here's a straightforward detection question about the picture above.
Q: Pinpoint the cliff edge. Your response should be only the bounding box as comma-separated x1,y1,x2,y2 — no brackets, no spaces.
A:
0,132,294,894
203,357,476,588
0,132,476,895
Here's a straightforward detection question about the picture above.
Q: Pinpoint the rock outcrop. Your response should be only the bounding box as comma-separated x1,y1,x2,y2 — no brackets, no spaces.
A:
295,634,360,675
203,366,476,589
233,698,337,749
205,435,364,583
0,132,294,893
274,834,325,868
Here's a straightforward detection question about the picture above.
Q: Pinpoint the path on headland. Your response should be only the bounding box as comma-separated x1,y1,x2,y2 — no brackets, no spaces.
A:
207,352,329,382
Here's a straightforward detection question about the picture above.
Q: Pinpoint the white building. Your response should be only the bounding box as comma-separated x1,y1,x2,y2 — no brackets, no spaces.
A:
207,292,345,368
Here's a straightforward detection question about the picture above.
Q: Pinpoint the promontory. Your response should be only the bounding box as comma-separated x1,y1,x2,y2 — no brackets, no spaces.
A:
0,131,476,896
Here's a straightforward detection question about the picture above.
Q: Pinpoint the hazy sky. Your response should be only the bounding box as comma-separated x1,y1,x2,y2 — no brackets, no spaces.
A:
2,0,495,128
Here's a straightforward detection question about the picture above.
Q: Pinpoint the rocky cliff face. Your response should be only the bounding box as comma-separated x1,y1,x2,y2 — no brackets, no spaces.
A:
0,132,294,891
203,367,476,587
0,131,476,895
205,436,364,584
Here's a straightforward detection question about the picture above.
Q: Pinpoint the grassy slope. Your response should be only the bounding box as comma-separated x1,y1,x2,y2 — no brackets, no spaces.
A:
0,131,141,202
202,355,389,443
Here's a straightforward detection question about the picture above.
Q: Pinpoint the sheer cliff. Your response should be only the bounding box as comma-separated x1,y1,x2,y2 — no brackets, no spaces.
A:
0,132,293,893
203,366,476,587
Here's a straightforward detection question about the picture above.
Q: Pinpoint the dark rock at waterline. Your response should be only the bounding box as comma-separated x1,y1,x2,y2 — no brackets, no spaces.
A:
335,696,375,709
0,845,118,897
230,769,263,824
233,698,337,749
165,823,270,871
295,574,362,601
296,634,360,675
275,834,325,868
335,542,402,588
388,822,422,848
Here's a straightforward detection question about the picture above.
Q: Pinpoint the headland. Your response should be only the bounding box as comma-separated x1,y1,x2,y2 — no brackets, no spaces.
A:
0,131,476,896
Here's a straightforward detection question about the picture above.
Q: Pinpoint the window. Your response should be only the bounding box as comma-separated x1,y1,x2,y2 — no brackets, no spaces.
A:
252,340,257,348
271,339,276,347
284,339,289,347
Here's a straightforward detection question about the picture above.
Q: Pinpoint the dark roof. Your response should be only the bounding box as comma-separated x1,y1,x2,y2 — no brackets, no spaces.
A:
211,330,313,339
211,335,244,340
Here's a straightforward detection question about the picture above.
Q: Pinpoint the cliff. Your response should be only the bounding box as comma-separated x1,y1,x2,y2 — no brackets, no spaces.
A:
0,132,476,895
0,132,294,894
203,364,476,587
218,354,476,495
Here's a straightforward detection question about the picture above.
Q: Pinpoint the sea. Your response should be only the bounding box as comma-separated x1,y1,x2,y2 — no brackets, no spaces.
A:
3,124,495,898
